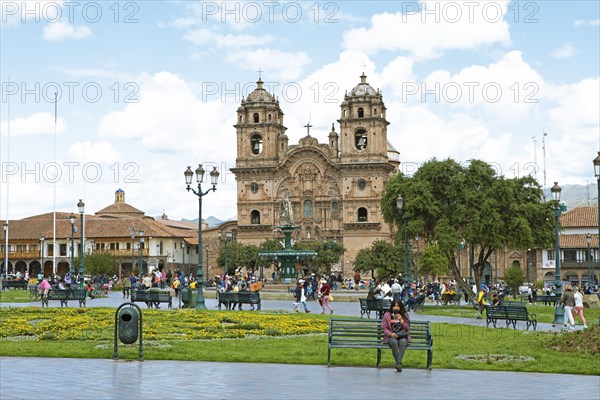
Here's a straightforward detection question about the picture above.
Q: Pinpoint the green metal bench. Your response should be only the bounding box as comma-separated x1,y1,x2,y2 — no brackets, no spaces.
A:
218,291,261,310
436,292,461,305
359,298,392,319
41,289,87,308
327,318,433,369
1,280,28,290
534,294,558,306
485,305,537,330
131,289,173,309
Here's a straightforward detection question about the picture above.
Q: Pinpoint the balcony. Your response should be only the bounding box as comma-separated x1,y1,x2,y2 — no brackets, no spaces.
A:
0,251,40,260
560,261,600,271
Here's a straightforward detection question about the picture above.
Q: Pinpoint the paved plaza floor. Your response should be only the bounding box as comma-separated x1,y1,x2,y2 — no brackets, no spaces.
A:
1,357,598,400
1,289,598,399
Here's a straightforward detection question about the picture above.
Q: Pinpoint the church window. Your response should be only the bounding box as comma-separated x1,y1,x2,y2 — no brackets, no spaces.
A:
354,129,367,150
358,108,364,118
331,202,339,218
268,113,272,121
357,207,368,222
239,115,243,122
251,210,261,225
343,110,347,117
253,113,259,123
304,199,313,218
373,108,377,116
250,134,263,155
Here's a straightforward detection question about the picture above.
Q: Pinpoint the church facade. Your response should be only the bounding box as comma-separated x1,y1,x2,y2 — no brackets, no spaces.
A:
229,74,401,276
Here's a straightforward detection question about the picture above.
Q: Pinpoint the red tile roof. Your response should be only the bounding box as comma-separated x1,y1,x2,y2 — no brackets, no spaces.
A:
560,233,598,248
560,205,598,228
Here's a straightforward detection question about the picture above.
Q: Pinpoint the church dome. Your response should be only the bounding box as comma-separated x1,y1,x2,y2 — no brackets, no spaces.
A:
245,78,275,103
350,73,377,96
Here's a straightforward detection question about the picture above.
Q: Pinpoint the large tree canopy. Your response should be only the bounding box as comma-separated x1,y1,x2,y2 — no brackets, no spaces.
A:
353,239,403,280
381,158,554,299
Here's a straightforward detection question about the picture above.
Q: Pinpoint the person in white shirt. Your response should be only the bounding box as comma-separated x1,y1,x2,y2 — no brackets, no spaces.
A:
572,286,587,328
391,279,403,301
380,281,392,299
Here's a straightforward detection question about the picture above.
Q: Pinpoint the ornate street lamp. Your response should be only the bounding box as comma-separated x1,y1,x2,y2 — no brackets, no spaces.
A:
396,195,409,282
586,234,592,288
551,182,562,295
205,245,209,283
3,221,8,277
139,230,144,274
184,164,219,309
40,235,46,279
219,230,233,278
594,152,600,279
69,213,76,278
551,182,563,326
77,199,85,283
458,239,465,280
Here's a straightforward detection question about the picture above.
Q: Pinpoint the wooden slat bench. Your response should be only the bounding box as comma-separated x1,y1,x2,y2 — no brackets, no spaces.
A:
485,305,537,330
358,298,391,319
327,318,433,370
218,291,261,310
131,289,172,309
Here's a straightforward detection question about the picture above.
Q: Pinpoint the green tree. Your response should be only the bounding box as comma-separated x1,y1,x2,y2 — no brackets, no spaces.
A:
381,158,554,300
353,240,403,280
503,265,525,298
76,251,118,277
419,244,449,280
292,240,345,274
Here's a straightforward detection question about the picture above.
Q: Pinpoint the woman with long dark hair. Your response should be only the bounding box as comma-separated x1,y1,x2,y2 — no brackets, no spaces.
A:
382,299,411,371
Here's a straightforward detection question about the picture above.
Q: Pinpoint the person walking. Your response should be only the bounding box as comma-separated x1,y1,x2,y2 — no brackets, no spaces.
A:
559,284,576,329
320,279,333,314
382,299,411,372
293,280,311,313
122,274,131,298
572,286,587,328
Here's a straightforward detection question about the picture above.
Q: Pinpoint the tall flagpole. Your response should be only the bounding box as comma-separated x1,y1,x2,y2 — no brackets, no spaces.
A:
52,92,57,275
542,131,548,200
3,76,10,275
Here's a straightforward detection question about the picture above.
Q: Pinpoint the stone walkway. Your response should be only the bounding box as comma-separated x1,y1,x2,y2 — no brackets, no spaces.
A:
1,357,598,399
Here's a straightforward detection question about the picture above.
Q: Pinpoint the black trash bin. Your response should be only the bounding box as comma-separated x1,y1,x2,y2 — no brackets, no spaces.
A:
118,307,139,344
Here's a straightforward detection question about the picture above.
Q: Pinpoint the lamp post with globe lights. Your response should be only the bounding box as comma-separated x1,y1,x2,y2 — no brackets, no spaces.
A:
184,164,219,309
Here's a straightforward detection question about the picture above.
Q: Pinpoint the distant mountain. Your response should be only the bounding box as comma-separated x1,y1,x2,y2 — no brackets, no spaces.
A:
181,215,237,228
544,183,598,209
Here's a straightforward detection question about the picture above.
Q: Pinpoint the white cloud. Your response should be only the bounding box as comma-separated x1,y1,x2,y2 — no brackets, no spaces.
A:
98,72,235,159
225,48,310,80
415,51,544,124
549,43,576,59
183,28,274,48
342,1,511,61
43,21,92,41
1,112,66,136
67,142,121,164
574,18,600,27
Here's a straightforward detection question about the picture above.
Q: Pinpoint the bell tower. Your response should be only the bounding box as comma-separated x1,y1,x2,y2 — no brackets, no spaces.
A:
234,78,287,169
337,73,389,164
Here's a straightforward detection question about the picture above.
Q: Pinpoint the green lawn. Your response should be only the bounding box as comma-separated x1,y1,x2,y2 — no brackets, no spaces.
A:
0,289,34,303
0,307,598,375
417,304,600,324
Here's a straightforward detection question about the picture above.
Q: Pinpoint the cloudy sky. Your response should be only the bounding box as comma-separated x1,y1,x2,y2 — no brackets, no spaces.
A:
1,0,599,222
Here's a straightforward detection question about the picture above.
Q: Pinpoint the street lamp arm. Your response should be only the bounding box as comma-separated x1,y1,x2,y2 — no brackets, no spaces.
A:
186,185,216,198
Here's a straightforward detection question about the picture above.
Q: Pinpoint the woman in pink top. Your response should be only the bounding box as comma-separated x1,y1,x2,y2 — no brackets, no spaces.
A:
38,278,51,297
319,279,333,314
